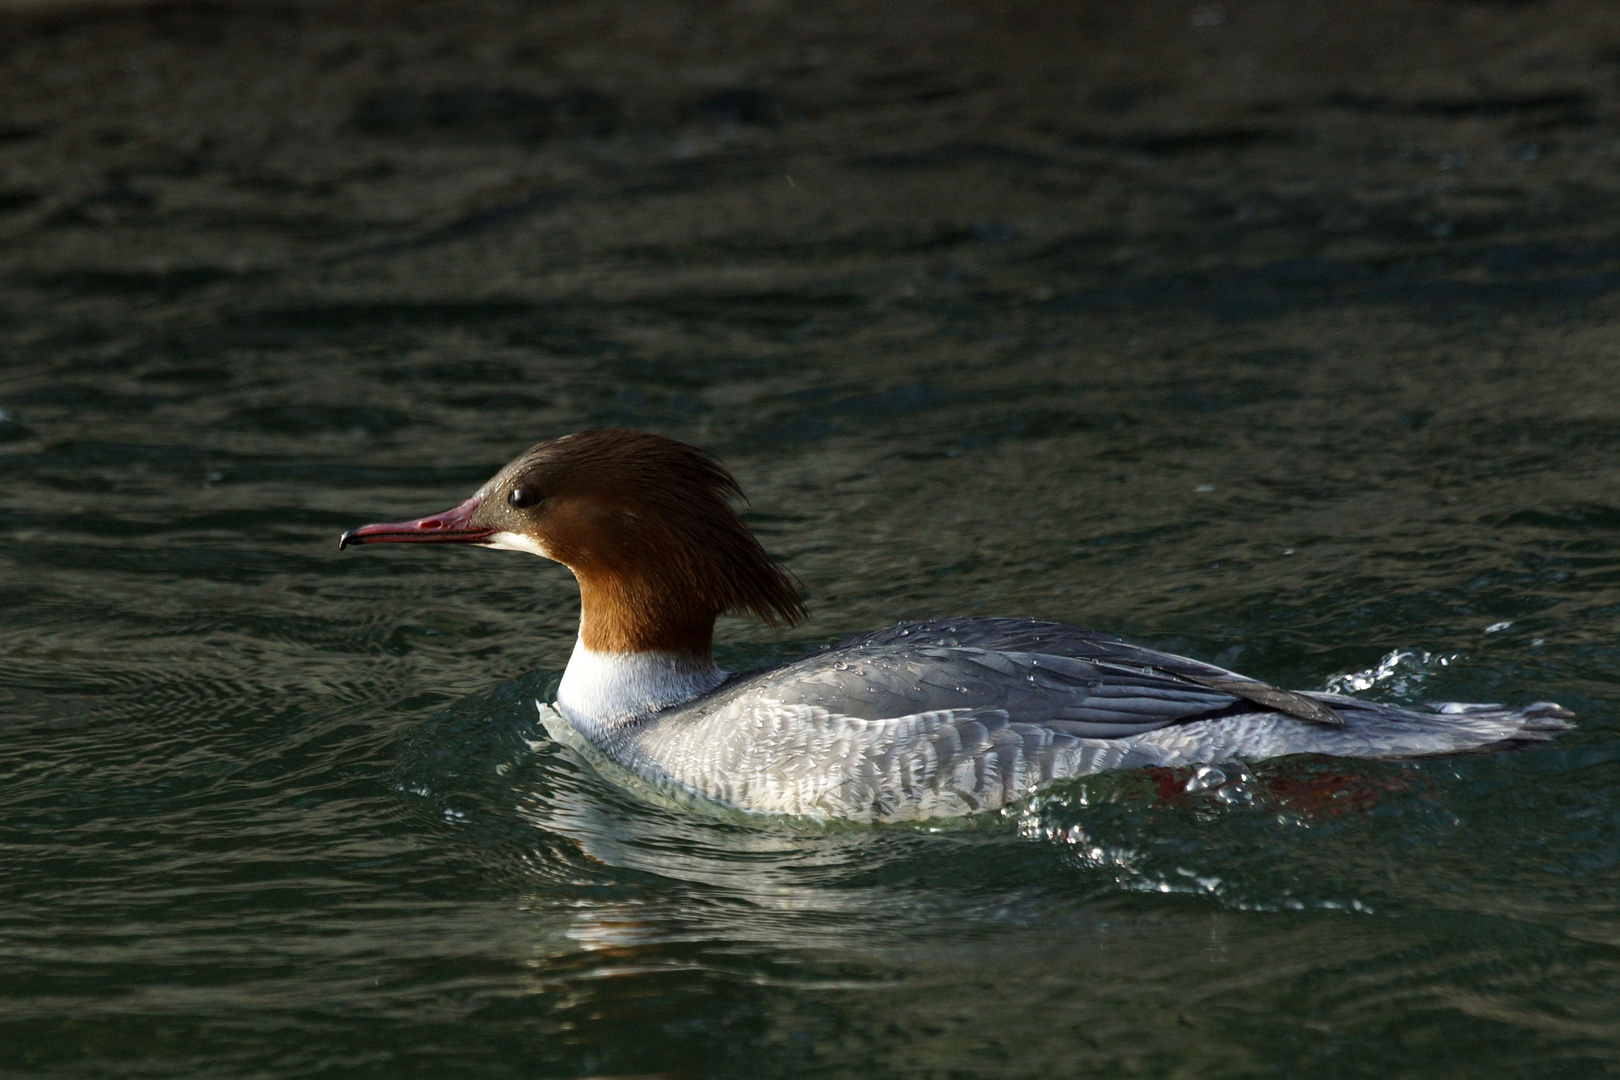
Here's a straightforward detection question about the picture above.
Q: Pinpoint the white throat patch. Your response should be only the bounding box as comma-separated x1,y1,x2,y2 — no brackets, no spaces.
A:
485,530,553,558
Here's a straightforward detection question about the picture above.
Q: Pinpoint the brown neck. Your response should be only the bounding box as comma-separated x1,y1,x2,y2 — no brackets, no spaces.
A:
574,569,719,656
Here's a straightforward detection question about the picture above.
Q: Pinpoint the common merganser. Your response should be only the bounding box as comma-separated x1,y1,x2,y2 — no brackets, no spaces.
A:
340,429,1574,822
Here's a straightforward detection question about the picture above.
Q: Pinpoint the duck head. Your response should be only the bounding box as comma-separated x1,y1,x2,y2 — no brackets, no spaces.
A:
340,429,805,658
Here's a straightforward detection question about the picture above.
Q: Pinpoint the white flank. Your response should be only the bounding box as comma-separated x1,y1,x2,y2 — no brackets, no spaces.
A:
556,639,727,736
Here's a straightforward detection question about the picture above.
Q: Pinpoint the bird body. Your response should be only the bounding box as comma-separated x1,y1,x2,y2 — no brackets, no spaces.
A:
341,430,1573,822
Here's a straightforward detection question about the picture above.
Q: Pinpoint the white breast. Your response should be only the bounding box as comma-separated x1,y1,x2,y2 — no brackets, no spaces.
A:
555,640,727,738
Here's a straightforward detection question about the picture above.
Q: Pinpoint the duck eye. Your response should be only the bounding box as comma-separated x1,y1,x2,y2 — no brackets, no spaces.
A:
508,487,538,509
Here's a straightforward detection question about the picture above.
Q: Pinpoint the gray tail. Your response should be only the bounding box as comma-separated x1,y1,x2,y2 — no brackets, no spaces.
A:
1301,693,1576,757
1427,699,1576,751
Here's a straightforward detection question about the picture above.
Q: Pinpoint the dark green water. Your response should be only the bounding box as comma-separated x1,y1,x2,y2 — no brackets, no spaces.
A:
3,1,1620,1076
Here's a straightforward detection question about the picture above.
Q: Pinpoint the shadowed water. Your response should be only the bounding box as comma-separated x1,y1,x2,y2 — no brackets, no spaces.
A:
2,1,1620,1076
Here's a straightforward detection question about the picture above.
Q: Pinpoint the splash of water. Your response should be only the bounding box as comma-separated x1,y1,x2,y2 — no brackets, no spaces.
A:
1323,648,1462,698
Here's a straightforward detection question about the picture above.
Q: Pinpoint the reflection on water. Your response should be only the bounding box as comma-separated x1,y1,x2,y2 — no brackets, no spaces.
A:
2,0,1620,1076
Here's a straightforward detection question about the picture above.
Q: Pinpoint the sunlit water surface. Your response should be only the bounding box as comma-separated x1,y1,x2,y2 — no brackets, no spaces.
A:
3,2,1620,1076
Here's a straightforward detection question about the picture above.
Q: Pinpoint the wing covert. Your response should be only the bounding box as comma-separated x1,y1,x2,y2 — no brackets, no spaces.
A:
840,618,1342,726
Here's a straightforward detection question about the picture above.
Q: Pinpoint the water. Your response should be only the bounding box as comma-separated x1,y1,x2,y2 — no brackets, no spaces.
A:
3,2,1619,1076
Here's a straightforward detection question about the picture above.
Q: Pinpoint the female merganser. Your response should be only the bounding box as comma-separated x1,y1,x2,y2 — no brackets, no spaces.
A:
340,429,1574,822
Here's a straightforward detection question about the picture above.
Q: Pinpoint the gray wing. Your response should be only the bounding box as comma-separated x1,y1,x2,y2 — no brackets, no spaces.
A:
844,618,1342,726
710,618,1340,739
